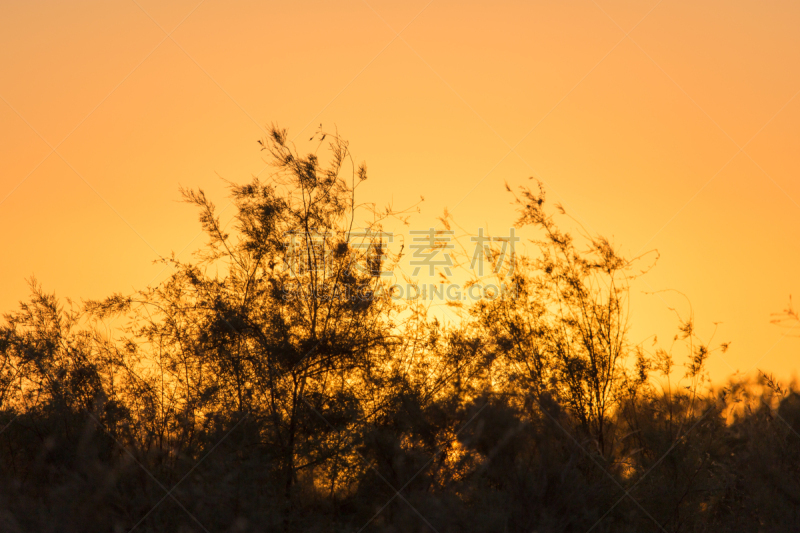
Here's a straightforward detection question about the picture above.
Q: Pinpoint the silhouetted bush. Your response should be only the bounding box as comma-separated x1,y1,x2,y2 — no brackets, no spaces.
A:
2,127,798,532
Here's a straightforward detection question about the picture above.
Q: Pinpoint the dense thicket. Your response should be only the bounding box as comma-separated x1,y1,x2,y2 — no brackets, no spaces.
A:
1,127,799,532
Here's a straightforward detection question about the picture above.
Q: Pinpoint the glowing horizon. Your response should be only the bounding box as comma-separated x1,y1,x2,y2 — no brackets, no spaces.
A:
2,0,799,384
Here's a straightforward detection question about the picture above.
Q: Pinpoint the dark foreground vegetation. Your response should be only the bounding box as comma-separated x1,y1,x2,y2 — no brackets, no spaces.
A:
2,127,799,532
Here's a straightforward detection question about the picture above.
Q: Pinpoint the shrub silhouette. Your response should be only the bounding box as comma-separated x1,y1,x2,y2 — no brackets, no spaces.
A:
1,126,799,532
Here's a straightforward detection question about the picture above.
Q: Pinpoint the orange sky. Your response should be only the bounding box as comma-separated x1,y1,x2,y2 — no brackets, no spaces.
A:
1,0,799,384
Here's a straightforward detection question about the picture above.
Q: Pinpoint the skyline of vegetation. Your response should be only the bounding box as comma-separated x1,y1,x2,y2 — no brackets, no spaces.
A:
1,127,799,532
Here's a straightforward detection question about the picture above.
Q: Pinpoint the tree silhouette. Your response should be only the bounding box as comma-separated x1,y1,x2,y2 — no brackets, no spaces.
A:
1,126,799,532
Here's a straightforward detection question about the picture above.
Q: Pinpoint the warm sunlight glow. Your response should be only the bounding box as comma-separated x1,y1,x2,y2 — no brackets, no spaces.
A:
2,2,800,531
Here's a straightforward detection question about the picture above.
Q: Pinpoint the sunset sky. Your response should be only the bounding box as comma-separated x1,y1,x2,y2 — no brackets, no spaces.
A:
1,0,799,384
